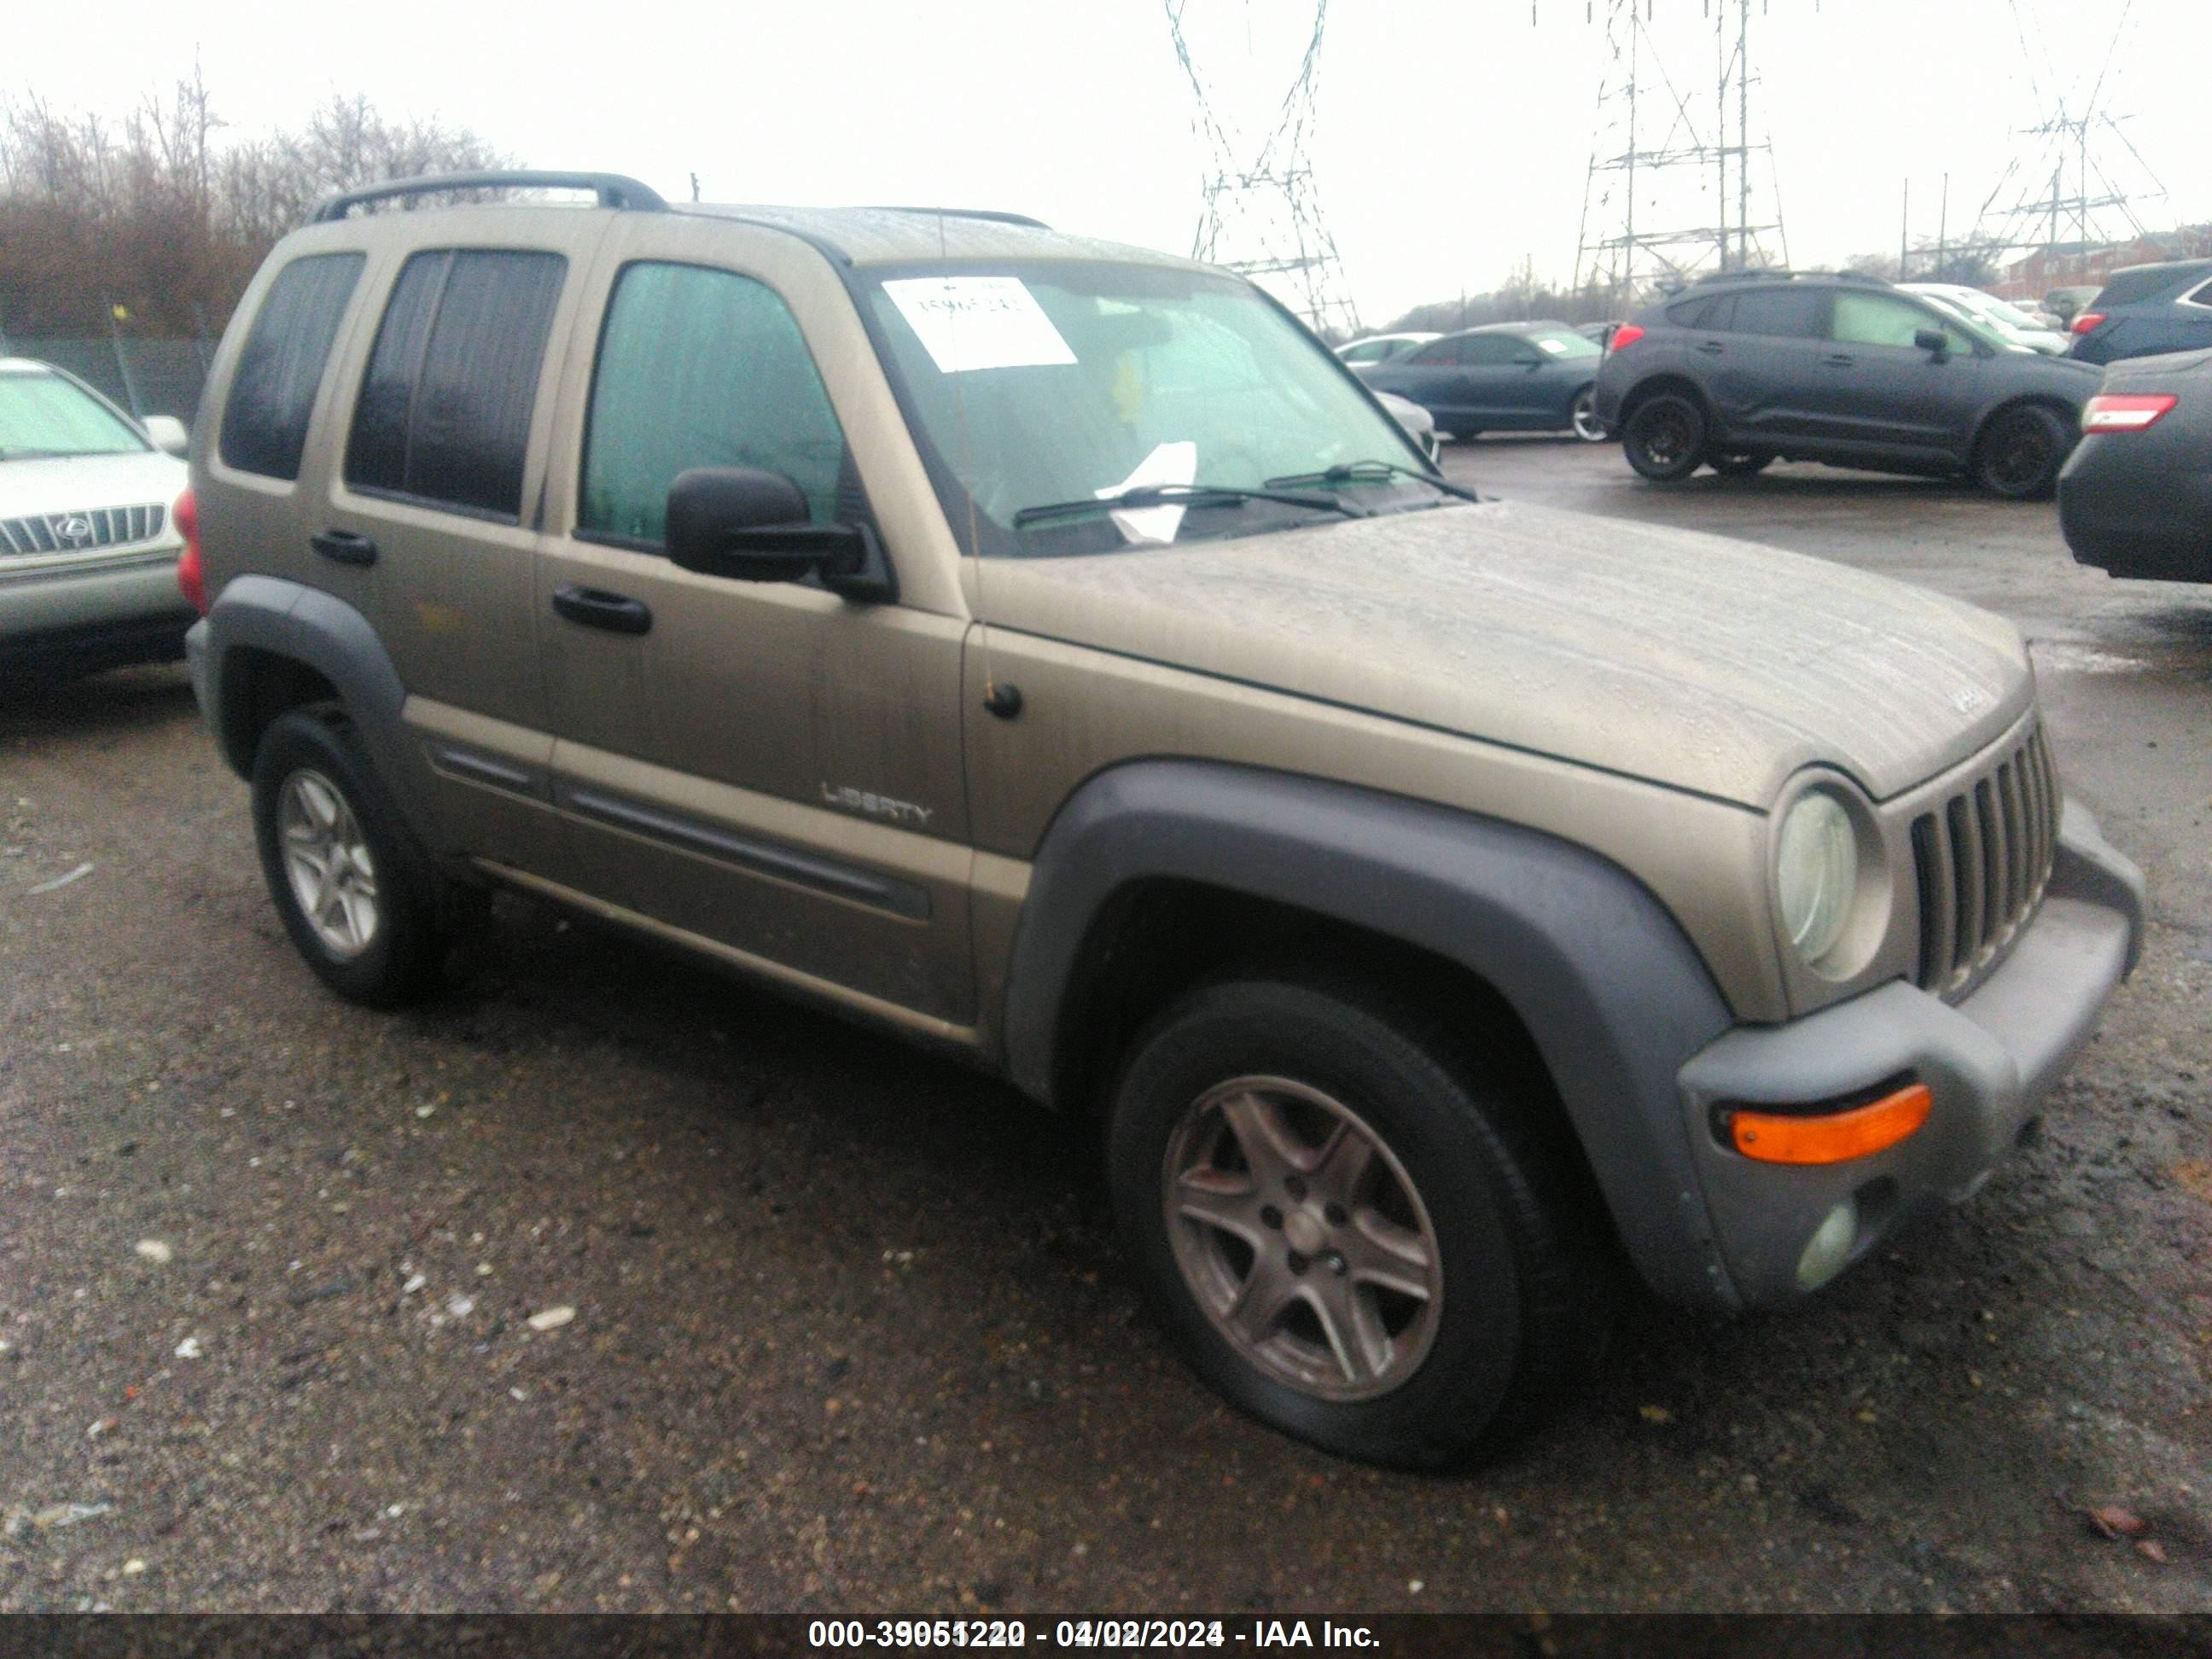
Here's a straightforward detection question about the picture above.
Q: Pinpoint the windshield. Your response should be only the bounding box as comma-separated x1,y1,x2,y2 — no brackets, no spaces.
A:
862,264,1440,557
0,370,148,459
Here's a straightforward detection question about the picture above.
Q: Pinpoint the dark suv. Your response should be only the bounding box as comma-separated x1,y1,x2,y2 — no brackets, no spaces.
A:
1590,271,2100,497
2069,259,2212,365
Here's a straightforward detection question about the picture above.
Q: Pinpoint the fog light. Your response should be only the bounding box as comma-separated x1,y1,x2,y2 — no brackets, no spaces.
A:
1795,1197,1859,1292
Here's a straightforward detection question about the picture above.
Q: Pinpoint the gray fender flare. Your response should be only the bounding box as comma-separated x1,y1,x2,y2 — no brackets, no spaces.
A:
1001,760,1743,1309
192,575,445,851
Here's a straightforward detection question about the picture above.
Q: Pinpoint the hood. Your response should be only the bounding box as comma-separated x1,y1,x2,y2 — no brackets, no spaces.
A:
0,449,187,524
974,498,2033,808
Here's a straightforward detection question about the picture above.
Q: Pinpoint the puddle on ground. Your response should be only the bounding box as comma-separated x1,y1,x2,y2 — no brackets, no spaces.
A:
2033,642,2163,675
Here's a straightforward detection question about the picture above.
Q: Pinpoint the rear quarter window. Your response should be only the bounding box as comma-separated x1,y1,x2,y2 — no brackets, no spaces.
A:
219,253,366,480
2094,267,2193,306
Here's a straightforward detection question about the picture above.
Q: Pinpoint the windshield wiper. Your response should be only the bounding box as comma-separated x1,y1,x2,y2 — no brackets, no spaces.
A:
1266,459,1486,504
1011,481,1366,529
0,446,76,462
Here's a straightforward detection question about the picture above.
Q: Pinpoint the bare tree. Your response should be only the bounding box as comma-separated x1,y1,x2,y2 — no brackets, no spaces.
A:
1,81,512,337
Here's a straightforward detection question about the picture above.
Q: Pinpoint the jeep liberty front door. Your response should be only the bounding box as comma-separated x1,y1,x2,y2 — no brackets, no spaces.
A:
530,221,975,1030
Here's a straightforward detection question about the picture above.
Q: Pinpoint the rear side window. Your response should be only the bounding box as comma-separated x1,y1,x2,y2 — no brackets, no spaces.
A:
579,262,850,546
2093,266,2191,306
1406,338,1464,366
1668,294,1732,330
1728,288,1828,338
220,253,365,480
345,249,567,520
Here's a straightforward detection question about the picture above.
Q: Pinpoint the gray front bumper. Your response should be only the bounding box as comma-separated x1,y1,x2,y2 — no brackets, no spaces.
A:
1675,800,2145,1307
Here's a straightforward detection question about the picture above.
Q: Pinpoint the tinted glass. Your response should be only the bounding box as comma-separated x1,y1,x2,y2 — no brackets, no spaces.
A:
1668,294,1732,330
1459,335,1526,365
1407,338,1464,365
345,248,566,518
1339,341,1389,363
0,370,146,458
2186,280,2212,310
581,263,849,544
1729,287,1828,338
346,253,445,496
220,253,364,480
1832,291,1975,352
2095,266,2196,306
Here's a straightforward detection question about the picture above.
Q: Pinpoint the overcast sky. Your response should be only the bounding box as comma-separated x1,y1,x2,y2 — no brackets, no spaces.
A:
13,0,2201,324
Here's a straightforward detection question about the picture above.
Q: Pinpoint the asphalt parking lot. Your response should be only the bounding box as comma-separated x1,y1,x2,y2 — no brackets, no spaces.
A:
3,439,2209,1615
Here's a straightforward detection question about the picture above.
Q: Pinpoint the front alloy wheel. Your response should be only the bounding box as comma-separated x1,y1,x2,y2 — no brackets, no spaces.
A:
1973,403,2069,499
1109,974,1614,1467
1164,1076,1442,1400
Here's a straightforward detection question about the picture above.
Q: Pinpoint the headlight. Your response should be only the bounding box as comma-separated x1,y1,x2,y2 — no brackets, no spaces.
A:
1775,791,1858,964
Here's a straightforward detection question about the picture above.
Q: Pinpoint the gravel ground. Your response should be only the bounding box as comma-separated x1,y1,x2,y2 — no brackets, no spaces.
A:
2,439,2208,1615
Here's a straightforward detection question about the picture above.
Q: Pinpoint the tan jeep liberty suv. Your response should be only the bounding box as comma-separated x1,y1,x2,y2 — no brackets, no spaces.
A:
180,172,2145,1467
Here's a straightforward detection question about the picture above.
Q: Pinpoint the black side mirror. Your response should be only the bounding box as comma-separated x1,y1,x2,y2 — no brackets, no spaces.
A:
665,467,894,602
1913,327,1950,356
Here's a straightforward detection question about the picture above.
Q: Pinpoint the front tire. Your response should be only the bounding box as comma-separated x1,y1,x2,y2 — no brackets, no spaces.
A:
1972,403,2069,499
1107,974,1608,1468
1621,393,1708,481
251,707,452,1008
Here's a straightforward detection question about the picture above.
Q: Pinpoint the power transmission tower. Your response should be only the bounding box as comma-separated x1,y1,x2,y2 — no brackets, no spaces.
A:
1166,0,1360,338
1960,0,2164,279
1570,0,1789,307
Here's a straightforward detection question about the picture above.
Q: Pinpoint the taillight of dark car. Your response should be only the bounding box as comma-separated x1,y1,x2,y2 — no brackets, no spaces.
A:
2070,311,2107,335
1608,323,1645,353
2081,393,2178,434
174,488,207,614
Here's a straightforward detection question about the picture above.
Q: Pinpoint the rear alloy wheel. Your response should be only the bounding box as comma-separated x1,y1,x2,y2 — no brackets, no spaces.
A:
252,707,457,1008
1972,403,2069,499
1621,393,1708,481
1709,451,1775,477
1569,387,1606,443
1109,974,1610,1467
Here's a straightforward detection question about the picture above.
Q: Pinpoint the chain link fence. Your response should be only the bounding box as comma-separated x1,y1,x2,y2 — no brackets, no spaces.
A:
3,335,213,421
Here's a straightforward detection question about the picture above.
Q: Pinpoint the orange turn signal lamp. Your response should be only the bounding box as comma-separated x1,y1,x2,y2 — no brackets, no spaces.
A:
1723,1082,1932,1166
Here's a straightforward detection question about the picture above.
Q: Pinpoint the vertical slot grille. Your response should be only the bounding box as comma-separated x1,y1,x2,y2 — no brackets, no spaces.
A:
1910,727,2059,998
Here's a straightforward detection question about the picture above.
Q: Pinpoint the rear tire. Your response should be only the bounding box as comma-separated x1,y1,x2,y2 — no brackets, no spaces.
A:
1569,386,1606,443
1451,427,1481,444
1621,393,1708,481
251,707,453,1009
1107,972,1611,1468
1971,403,2069,499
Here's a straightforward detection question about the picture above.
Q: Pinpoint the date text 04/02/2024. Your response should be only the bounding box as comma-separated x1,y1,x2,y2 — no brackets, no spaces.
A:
805,1620,1381,1649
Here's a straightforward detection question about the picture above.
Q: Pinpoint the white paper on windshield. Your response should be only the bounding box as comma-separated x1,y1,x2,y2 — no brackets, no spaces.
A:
1536,337,1568,354
882,276,1078,374
1096,440,1197,545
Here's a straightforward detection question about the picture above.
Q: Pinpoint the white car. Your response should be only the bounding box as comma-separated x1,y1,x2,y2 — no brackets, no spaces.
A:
1371,388,1442,465
1335,332,1439,366
1900,283,2071,355
1,359,192,680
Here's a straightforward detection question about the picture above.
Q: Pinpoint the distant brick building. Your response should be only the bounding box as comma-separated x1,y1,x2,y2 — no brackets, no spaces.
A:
1993,224,2212,302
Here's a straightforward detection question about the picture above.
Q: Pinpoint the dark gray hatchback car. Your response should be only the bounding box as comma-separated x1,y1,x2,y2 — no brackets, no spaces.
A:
1590,272,2102,497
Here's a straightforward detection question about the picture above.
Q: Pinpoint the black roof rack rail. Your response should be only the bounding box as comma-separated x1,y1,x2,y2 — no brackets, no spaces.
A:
860,206,1051,230
1686,266,1889,288
311,171,667,223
